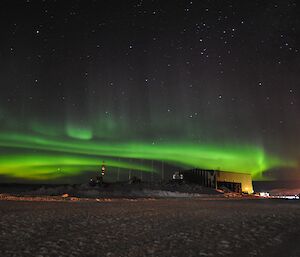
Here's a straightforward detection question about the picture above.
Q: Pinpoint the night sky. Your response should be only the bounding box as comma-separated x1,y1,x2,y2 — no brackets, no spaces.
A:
0,0,299,183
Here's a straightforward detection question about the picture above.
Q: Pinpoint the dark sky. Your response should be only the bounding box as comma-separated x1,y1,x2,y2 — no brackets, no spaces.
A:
0,0,299,183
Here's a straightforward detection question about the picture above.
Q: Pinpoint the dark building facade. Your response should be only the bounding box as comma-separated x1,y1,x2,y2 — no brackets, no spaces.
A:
178,169,253,194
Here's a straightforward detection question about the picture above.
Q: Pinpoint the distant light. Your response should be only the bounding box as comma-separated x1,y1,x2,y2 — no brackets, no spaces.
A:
276,195,299,200
259,192,270,197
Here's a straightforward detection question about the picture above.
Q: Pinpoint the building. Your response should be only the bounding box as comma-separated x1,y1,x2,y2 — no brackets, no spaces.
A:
216,170,253,194
178,169,253,194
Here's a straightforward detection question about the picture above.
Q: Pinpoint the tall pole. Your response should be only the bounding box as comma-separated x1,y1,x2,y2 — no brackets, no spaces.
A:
151,160,154,183
128,158,131,181
117,168,120,182
140,159,143,181
161,160,164,182
101,161,105,183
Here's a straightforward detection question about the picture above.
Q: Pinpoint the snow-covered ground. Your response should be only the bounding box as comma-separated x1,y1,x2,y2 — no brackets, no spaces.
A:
0,198,299,257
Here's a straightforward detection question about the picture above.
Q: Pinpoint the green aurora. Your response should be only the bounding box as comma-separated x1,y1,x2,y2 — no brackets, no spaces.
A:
0,130,295,181
0,1,299,184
